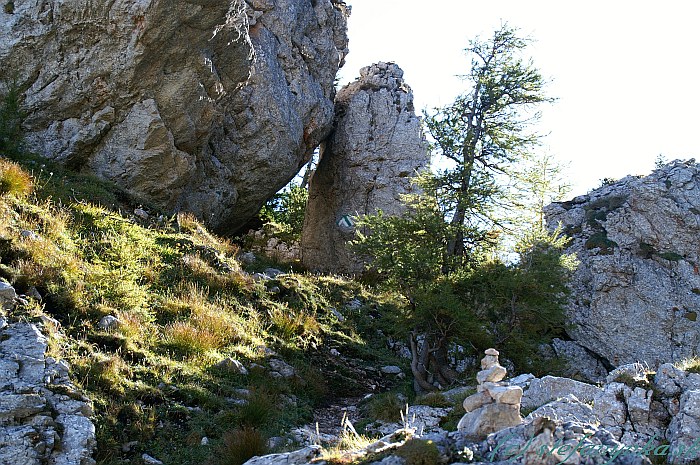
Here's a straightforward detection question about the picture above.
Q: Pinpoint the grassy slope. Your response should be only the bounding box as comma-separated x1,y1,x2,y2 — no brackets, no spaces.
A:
0,155,411,465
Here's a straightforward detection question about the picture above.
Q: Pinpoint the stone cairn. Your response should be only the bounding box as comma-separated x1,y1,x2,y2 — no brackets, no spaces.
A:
457,348,523,438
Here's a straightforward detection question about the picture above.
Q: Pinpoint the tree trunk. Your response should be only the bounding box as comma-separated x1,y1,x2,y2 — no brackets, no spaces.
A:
409,332,437,393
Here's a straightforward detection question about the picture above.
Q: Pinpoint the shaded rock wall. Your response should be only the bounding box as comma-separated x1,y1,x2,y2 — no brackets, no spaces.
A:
0,0,349,233
301,62,429,274
545,160,700,369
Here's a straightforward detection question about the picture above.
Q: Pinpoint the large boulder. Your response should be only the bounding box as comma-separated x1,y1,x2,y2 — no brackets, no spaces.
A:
521,375,602,411
0,0,349,233
301,62,429,274
545,160,700,369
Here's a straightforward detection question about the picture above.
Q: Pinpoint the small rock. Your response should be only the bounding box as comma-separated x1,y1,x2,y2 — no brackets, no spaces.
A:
142,453,164,465
330,349,340,356
27,287,42,301
264,268,283,278
98,315,120,330
215,357,248,375
39,315,61,328
269,358,296,378
252,273,270,281
122,441,139,452
345,298,362,311
331,307,345,322
267,436,286,449
508,373,535,387
201,436,209,446
268,286,281,294
0,281,17,309
239,252,256,264
605,362,649,384
20,229,40,240
381,365,402,375
463,391,492,413
476,365,507,384
487,386,523,405
134,208,149,220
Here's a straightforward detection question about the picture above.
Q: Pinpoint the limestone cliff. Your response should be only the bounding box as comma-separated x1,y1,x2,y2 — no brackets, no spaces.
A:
0,0,349,233
545,160,700,370
301,62,429,274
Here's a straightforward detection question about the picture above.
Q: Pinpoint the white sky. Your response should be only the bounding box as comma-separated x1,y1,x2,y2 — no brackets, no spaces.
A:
336,0,700,197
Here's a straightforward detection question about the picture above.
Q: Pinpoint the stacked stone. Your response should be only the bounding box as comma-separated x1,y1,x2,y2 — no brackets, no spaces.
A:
457,348,523,439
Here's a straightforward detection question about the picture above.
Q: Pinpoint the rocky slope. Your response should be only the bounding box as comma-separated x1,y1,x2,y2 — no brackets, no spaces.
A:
0,283,96,465
243,354,700,465
301,62,429,274
0,0,349,233
545,160,700,372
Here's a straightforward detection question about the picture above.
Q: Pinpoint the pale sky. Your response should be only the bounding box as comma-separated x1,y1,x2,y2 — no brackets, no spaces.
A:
337,1,700,197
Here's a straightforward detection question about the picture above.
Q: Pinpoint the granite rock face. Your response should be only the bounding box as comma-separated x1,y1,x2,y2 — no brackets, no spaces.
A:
545,160,700,370
301,62,429,274
0,0,349,233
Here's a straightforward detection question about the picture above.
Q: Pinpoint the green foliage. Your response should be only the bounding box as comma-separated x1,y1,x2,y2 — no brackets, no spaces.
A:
0,161,409,464
510,152,571,233
676,357,700,374
363,392,404,422
657,251,683,262
655,153,668,169
424,23,554,262
453,229,575,372
395,439,440,465
260,184,308,240
0,78,24,157
584,232,617,254
351,173,450,291
414,392,450,408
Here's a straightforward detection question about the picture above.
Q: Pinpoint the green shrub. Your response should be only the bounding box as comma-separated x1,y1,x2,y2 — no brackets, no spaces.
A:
235,389,277,428
395,439,440,465
657,251,683,262
364,392,404,423
259,184,308,240
585,232,617,254
0,78,23,156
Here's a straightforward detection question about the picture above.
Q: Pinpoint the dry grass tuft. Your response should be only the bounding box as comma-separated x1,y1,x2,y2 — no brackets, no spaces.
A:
0,159,32,197
216,427,268,465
